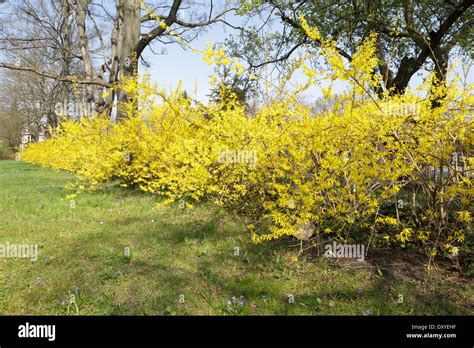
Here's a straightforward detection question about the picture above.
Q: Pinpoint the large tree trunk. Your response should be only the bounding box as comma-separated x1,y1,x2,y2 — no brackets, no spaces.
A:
58,0,73,127
115,0,141,121
431,45,450,109
73,0,95,109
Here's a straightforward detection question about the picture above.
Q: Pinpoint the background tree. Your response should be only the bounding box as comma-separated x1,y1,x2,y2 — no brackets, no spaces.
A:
209,63,257,107
0,0,241,120
229,0,473,96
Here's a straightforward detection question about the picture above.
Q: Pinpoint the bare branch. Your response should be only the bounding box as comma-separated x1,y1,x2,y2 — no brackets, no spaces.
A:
0,62,111,87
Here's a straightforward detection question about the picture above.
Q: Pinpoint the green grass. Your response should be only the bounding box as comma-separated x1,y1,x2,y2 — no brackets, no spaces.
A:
0,160,472,315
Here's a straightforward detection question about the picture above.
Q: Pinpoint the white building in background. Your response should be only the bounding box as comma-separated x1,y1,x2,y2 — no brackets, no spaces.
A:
20,116,47,148
20,128,32,150
38,116,47,142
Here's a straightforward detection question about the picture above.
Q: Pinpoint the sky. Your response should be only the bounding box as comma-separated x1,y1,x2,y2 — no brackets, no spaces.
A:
141,11,256,102
0,1,472,103
140,18,473,103
141,22,225,101
138,7,360,102
140,13,353,102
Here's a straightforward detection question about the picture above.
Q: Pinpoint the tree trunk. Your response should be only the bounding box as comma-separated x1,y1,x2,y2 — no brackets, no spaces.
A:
74,0,96,110
431,45,450,109
115,0,141,121
59,0,73,125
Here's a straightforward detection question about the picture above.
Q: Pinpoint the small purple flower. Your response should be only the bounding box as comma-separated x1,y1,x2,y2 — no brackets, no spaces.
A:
238,299,244,306
74,286,80,293
364,309,372,316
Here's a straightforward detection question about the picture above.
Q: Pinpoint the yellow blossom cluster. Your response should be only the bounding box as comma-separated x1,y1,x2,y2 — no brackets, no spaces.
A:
22,19,473,259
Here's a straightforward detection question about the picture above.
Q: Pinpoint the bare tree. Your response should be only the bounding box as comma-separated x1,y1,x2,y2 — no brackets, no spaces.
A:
0,0,240,120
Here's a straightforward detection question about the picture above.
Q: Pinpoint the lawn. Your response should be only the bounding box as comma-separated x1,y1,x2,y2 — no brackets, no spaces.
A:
0,160,472,315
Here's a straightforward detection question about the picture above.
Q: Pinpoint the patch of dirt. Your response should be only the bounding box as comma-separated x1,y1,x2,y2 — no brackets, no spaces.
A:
306,245,469,285
363,248,465,283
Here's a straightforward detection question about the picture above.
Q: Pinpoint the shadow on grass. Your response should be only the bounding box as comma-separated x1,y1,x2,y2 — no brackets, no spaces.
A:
22,165,469,315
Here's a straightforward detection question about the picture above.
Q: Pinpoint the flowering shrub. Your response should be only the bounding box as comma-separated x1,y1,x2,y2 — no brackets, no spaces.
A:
22,20,473,262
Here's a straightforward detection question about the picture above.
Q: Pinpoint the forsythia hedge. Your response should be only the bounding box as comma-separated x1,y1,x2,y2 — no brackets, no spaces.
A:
22,20,473,262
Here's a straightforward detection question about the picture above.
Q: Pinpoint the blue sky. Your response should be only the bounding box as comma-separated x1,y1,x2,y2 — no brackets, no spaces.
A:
141,19,473,102
1,0,472,102
140,16,351,102
140,11,255,101
141,23,224,101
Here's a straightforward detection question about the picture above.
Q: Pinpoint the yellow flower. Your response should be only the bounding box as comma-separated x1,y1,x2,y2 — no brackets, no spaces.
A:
458,211,472,222
396,228,412,243
416,231,430,241
376,217,398,225
299,15,321,41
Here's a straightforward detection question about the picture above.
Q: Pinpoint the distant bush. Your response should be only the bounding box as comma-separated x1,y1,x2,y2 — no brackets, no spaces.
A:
0,144,15,160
